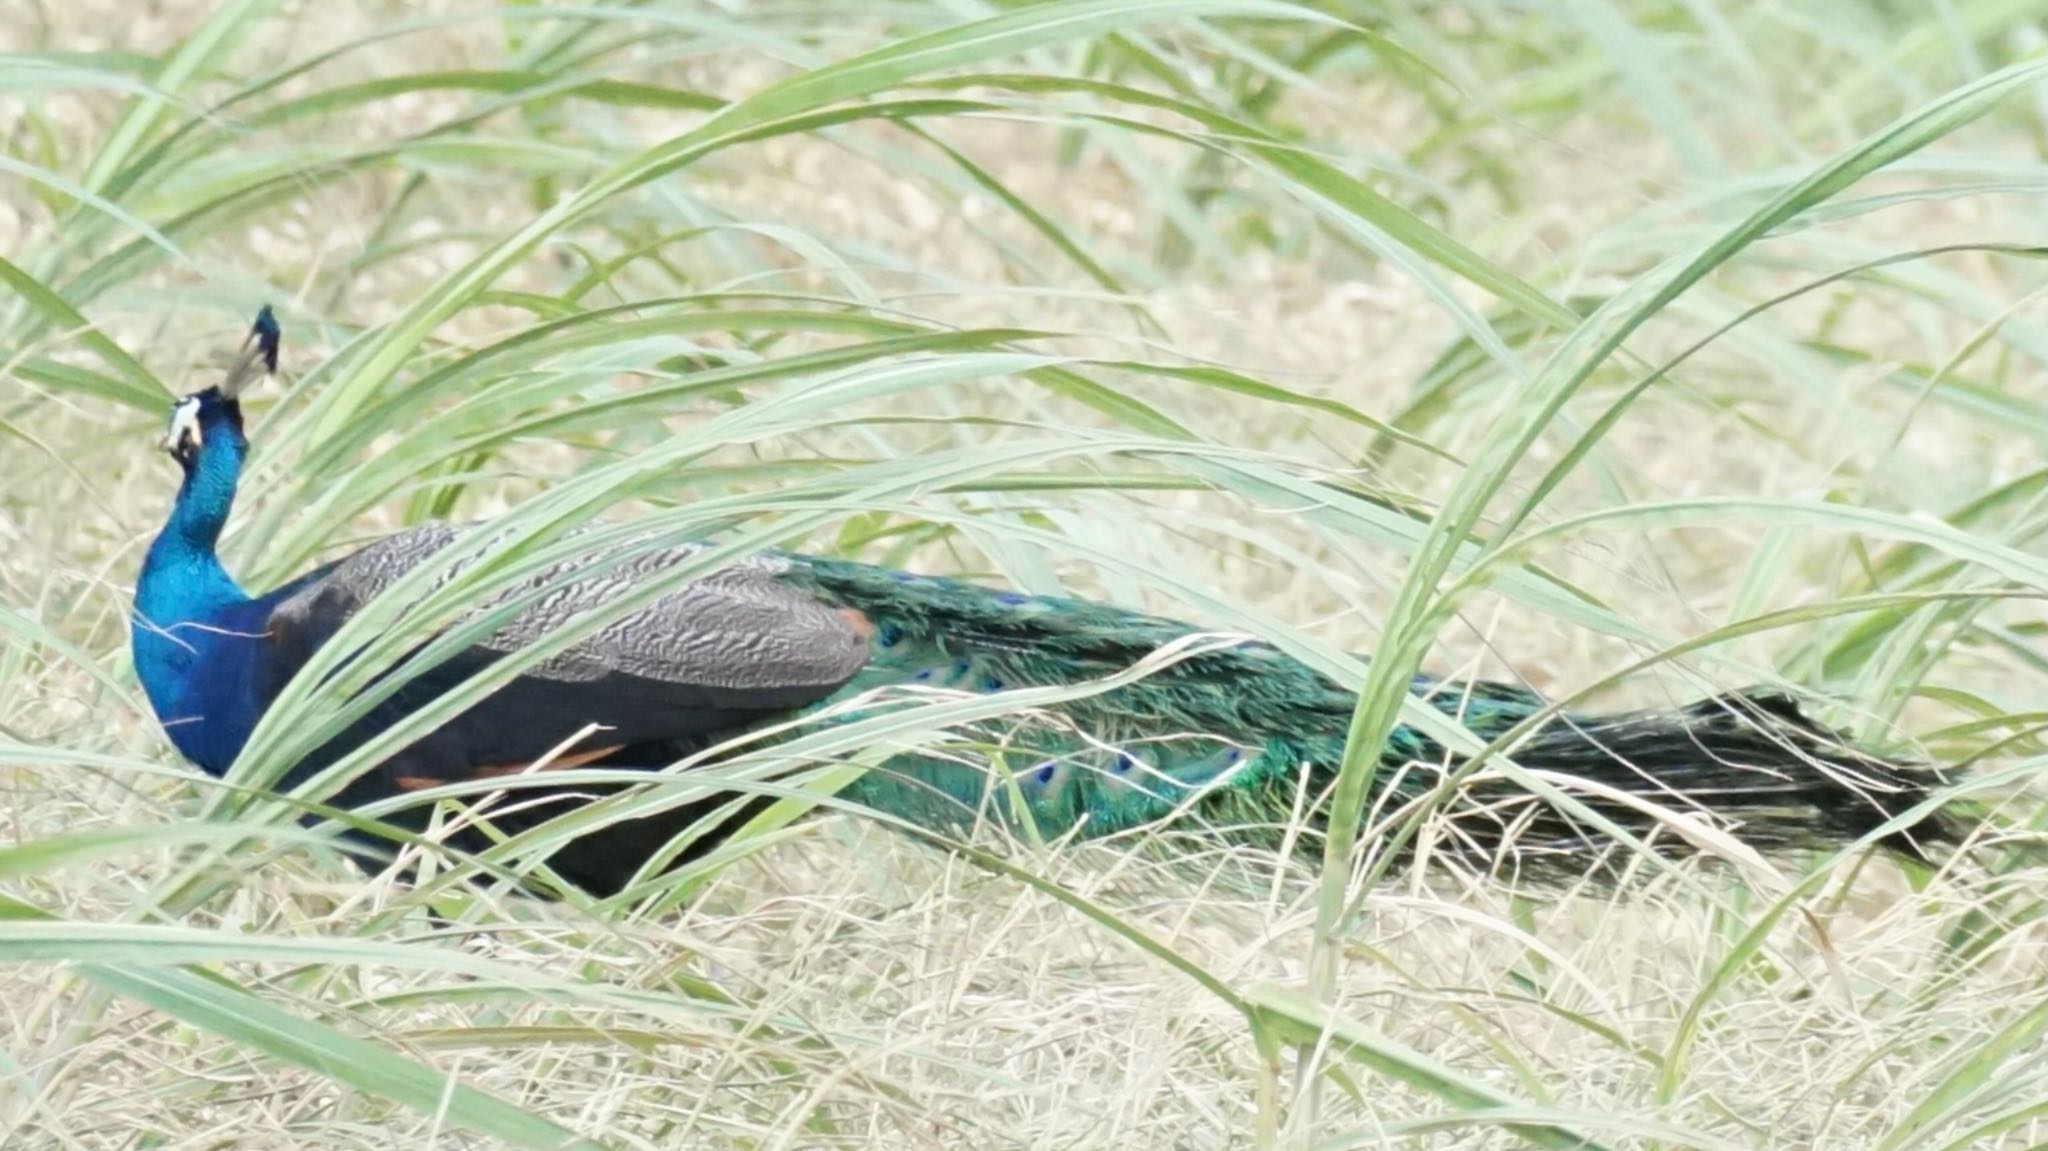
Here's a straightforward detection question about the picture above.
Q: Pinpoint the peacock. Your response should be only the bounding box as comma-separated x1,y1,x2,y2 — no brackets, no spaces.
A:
133,310,1955,897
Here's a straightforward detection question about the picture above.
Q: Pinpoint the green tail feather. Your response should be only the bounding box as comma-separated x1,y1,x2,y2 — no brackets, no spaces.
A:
781,557,1956,873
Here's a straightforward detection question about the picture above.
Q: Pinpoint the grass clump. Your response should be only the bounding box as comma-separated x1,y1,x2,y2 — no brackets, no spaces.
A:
1,2,2045,1147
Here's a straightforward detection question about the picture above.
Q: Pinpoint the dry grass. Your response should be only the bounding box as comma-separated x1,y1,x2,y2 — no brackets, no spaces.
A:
4,2,2047,1149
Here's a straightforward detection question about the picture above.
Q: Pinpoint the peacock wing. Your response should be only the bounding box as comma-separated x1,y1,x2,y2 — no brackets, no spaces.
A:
261,524,873,778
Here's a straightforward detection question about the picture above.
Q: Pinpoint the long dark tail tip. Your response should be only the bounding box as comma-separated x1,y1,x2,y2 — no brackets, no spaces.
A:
1490,686,1963,877
1702,688,1959,864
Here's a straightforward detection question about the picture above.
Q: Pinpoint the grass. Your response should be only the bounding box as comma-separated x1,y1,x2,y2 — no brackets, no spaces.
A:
2,0,2046,1147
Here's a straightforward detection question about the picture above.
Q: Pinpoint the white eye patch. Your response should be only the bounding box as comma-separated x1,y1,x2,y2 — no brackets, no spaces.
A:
163,398,203,454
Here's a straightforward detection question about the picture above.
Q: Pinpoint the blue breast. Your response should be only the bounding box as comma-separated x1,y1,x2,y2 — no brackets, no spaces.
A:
133,594,276,776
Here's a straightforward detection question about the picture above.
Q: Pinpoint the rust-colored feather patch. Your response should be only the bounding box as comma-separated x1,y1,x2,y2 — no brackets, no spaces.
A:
391,744,625,793
837,607,876,641
470,743,625,779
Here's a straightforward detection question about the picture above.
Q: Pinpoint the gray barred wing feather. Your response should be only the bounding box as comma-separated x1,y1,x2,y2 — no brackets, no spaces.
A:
261,525,872,782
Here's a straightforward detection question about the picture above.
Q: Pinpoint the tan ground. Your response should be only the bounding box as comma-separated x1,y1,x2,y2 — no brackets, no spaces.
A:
3,2,2045,1149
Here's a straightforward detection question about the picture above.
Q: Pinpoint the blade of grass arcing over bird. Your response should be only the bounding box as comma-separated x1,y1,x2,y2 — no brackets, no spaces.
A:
6,1,2046,1145
1310,50,2048,1025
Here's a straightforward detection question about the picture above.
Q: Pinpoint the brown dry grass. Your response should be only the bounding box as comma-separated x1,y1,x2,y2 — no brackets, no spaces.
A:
3,2,2046,1149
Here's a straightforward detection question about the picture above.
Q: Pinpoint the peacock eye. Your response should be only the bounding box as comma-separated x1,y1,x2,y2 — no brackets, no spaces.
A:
162,398,204,460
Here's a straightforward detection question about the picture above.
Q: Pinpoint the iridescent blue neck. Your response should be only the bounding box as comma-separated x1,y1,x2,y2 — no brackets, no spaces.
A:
139,411,249,610
134,399,255,771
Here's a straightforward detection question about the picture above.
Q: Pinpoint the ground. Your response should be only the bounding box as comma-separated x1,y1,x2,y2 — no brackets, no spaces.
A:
2,2,2045,1149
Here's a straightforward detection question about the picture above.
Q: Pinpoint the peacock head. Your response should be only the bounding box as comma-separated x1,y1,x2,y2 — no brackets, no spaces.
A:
162,306,280,472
